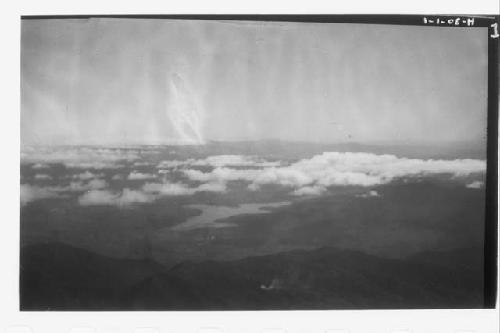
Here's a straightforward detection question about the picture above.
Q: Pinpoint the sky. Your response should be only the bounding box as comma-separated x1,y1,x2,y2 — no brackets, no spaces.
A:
21,19,488,146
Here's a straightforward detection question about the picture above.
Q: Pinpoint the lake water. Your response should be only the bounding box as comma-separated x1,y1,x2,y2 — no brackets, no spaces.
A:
171,202,291,231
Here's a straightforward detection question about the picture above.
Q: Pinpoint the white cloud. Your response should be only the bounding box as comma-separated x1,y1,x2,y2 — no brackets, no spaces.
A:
34,174,52,180
21,146,139,169
143,180,227,196
183,167,260,183
112,174,124,180
466,180,484,189
133,161,151,167
357,190,380,198
143,182,195,196
66,179,108,191
118,188,156,204
20,184,63,204
195,182,227,193
85,179,108,190
157,155,281,169
127,171,156,180
23,178,225,205
291,185,327,196
32,163,49,169
191,155,281,167
78,188,155,206
274,152,485,188
78,190,118,206
20,178,110,204
248,183,260,191
72,171,104,180
64,161,124,169
66,182,88,191
178,152,486,196
174,152,486,196
253,167,315,187
181,169,211,182
157,160,193,168
21,151,487,204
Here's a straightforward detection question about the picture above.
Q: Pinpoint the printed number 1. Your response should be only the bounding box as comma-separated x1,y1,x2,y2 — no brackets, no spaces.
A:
491,23,499,38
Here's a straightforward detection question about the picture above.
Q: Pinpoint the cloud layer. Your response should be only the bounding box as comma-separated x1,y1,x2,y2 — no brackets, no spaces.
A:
127,171,157,180
20,184,64,204
466,181,484,189
78,189,155,206
21,146,141,169
20,151,487,205
142,181,227,196
156,155,280,169
20,179,109,204
180,152,486,196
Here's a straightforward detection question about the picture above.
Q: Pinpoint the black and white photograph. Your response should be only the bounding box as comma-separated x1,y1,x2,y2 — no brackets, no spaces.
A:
19,16,495,310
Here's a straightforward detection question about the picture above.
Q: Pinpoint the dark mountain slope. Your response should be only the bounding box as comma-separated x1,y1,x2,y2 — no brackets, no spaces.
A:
20,242,483,310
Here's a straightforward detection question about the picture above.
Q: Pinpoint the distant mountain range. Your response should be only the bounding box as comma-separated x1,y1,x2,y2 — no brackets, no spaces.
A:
21,242,483,310
204,140,487,159
22,139,486,160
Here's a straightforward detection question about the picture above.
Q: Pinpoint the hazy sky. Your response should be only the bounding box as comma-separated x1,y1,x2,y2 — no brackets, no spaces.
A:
21,19,488,145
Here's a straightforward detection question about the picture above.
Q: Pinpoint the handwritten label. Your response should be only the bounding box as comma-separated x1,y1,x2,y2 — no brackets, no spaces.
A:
491,23,499,38
423,17,475,27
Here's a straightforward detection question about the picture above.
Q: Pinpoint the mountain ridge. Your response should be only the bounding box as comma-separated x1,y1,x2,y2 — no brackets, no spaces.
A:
20,242,483,310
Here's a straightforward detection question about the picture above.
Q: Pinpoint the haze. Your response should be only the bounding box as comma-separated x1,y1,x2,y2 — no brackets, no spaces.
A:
21,19,488,145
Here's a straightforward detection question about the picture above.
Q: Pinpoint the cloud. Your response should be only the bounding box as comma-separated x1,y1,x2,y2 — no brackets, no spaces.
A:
20,184,63,204
143,180,227,196
156,155,281,169
78,188,155,206
21,146,139,169
291,185,327,196
40,179,109,193
253,167,316,187
248,183,260,191
466,180,484,189
181,169,212,182
87,179,108,189
179,152,486,196
183,167,259,183
133,161,151,167
21,151,487,204
118,189,156,204
70,179,108,191
272,152,485,188
143,182,195,196
78,190,118,205
34,174,52,180
32,163,49,169
64,161,124,169
191,155,281,168
357,190,380,198
127,171,156,180
72,171,104,180
195,182,227,193
20,177,111,205
157,160,192,168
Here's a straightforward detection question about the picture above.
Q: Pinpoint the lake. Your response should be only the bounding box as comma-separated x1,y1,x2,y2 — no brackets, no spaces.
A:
170,202,291,231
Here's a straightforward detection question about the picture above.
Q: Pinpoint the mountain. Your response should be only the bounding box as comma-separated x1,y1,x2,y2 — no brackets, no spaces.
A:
203,140,486,160
20,242,483,310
